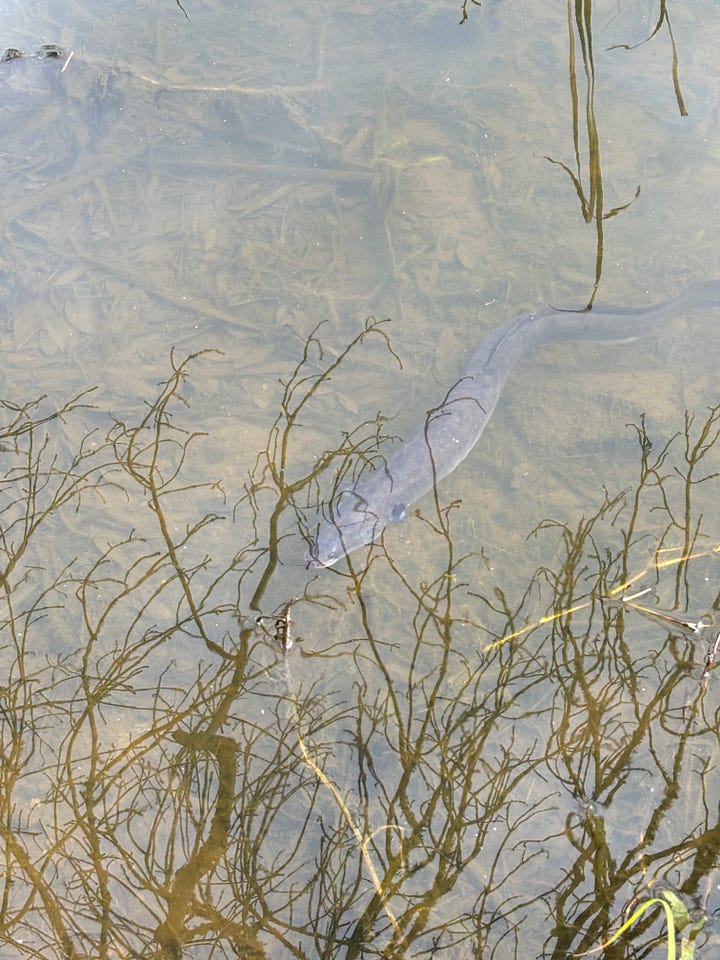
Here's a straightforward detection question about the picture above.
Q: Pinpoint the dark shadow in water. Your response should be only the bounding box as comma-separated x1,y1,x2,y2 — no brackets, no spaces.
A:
1,323,720,959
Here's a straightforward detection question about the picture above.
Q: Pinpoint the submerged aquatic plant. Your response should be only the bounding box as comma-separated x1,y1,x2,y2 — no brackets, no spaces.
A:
0,326,719,959
578,887,705,960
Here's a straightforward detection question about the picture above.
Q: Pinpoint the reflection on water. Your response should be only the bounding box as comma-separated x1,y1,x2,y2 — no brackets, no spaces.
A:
1,327,719,959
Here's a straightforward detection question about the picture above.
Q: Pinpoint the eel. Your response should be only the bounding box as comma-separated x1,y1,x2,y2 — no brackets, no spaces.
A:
306,280,720,568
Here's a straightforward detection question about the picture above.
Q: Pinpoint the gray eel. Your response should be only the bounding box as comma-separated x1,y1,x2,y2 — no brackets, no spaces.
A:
306,280,720,568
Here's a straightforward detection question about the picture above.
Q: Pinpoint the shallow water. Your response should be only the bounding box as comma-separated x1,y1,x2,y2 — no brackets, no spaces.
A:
1,1,720,957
